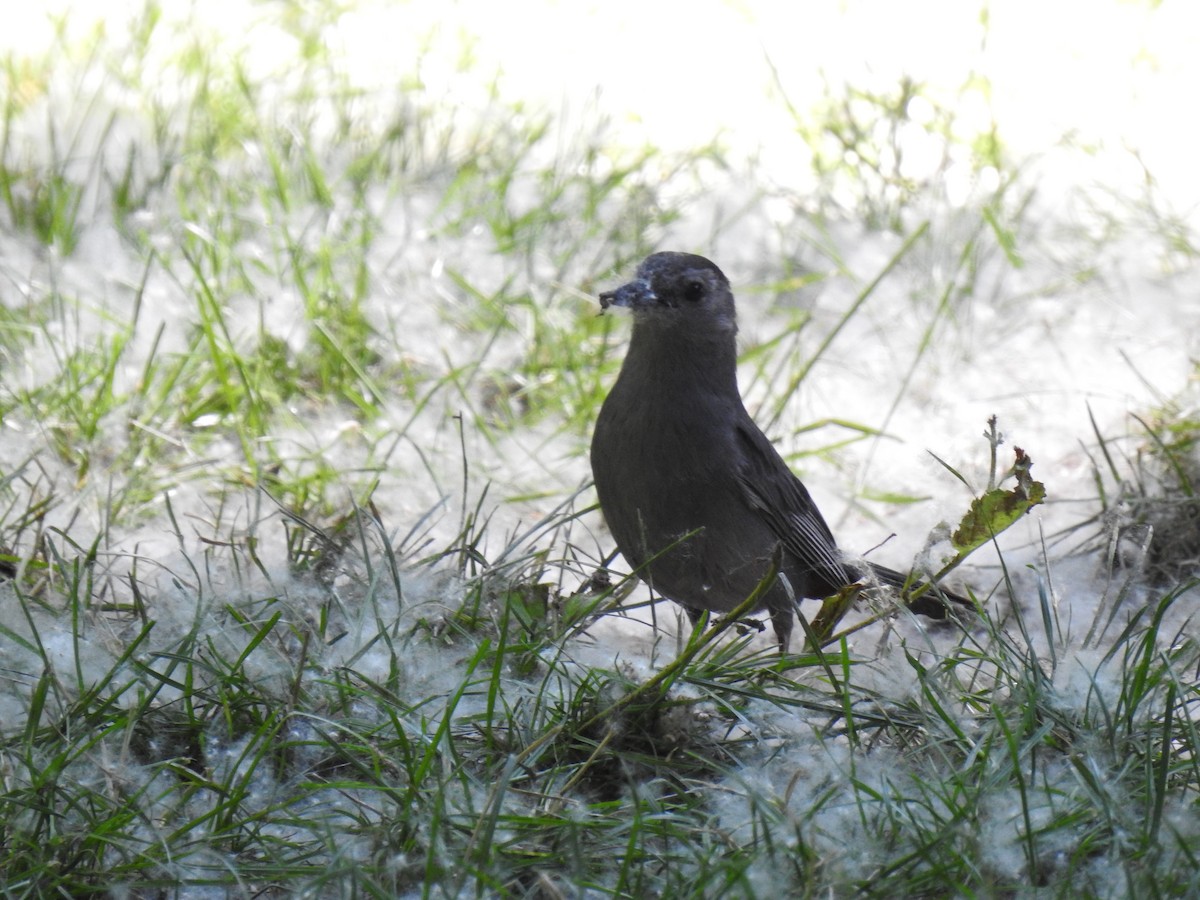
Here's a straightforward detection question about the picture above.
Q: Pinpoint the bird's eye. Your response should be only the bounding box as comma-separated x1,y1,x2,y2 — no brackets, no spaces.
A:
683,279,705,302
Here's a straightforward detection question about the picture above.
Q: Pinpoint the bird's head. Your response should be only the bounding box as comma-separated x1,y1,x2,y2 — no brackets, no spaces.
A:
599,252,737,337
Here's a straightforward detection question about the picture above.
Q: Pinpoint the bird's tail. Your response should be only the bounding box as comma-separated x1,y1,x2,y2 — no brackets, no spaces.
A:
865,562,974,618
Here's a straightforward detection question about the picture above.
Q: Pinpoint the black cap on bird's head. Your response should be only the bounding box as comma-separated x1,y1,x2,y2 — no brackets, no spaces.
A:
599,252,737,335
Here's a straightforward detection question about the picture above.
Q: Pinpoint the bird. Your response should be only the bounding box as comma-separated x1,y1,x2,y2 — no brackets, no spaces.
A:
590,251,970,650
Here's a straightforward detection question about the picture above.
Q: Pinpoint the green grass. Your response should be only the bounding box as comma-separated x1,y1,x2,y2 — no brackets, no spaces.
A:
1,2,1198,897
2,496,1196,895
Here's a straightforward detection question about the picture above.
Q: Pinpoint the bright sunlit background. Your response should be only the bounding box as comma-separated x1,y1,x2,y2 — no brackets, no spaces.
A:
8,0,1199,190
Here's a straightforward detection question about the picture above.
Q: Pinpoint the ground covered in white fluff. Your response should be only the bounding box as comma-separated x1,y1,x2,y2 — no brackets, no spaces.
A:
1,1,1198,897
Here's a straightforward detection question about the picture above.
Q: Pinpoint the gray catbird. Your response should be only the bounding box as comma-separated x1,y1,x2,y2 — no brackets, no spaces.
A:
590,251,969,650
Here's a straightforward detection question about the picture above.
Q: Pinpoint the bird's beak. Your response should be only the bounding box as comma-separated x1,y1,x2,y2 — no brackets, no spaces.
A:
599,278,656,311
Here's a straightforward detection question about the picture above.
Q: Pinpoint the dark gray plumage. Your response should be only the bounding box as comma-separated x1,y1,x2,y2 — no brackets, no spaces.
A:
590,251,968,650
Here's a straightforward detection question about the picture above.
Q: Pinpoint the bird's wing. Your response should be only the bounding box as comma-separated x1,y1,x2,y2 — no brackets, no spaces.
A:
734,419,974,615
733,421,853,589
